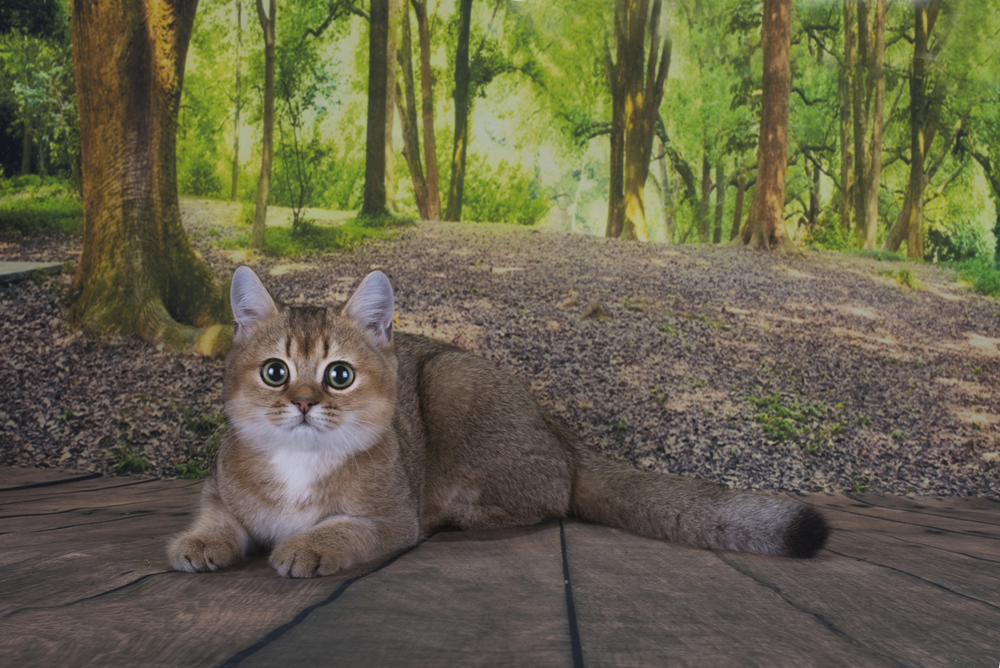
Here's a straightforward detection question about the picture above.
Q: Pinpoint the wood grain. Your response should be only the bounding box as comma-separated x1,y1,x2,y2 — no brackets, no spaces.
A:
1,467,997,667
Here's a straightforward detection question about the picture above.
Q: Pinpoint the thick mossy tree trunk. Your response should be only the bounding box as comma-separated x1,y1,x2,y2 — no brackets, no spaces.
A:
412,0,441,221
739,0,797,253
250,0,275,249
362,0,390,217
69,0,230,356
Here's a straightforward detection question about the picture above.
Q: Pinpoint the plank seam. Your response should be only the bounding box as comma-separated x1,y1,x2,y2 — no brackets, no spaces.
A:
217,536,432,667
716,553,909,668
824,548,1000,612
806,502,1000,541
559,519,585,668
843,493,1000,528
0,472,104,492
837,526,1000,565
3,571,173,619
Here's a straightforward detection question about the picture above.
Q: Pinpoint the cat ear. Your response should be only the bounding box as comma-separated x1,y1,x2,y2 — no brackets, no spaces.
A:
231,266,278,339
342,271,394,347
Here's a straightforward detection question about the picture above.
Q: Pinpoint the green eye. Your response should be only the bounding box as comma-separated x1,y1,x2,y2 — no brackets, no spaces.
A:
325,362,355,389
261,359,289,387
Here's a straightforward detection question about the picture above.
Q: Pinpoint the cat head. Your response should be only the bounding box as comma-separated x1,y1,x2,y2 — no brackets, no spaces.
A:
223,267,398,455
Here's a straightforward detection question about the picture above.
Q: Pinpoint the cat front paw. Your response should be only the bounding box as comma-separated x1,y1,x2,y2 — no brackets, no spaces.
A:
270,535,347,578
168,533,244,573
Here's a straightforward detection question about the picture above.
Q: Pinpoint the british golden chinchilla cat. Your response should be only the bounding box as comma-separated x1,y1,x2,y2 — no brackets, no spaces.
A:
168,267,828,578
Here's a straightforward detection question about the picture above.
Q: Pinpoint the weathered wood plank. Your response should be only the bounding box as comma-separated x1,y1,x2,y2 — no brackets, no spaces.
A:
802,493,1000,541
230,523,573,668
563,520,896,667
846,492,1000,525
1,558,358,668
716,547,1000,666
1,467,998,667
825,517,1000,608
805,504,1000,563
0,467,102,491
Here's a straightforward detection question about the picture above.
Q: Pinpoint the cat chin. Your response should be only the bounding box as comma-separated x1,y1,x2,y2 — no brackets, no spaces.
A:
234,416,380,459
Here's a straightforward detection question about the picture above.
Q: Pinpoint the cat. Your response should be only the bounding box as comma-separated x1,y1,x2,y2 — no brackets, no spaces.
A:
167,266,829,578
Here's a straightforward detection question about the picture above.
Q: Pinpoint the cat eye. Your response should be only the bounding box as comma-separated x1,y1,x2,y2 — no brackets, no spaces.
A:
325,362,355,390
260,359,289,387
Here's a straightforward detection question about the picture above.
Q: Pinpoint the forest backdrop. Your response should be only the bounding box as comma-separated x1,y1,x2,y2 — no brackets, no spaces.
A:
2,0,1000,348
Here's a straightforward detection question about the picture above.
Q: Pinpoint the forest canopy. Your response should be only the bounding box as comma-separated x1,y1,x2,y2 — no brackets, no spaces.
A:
4,0,1000,263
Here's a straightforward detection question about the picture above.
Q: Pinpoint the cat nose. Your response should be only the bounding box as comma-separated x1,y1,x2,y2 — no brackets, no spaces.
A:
293,397,317,414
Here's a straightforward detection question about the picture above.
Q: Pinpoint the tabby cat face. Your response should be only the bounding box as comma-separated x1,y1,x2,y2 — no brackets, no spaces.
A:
224,268,398,456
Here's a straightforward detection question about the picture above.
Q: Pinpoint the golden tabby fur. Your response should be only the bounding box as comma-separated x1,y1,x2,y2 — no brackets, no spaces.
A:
168,267,828,578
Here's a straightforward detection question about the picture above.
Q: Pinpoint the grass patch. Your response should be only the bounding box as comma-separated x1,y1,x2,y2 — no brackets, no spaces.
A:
215,216,412,258
0,176,82,235
949,258,1000,299
744,393,844,455
109,440,150,474
847,248,906,262
876,268,922,289
175,408,228,479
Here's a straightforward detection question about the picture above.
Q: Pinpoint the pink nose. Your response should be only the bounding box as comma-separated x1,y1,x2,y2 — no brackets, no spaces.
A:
293,397,317,414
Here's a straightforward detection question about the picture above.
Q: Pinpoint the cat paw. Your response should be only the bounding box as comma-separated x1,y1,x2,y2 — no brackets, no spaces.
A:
270,536,346,578
168,534,244,573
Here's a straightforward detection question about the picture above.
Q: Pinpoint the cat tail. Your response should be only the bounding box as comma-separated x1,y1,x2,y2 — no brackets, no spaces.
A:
560,427,829,558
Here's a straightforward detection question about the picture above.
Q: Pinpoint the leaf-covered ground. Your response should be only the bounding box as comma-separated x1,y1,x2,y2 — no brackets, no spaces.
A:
2,198,999,496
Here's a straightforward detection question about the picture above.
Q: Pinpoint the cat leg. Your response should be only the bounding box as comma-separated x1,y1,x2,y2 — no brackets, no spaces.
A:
167,480,249,573
270,513,418,578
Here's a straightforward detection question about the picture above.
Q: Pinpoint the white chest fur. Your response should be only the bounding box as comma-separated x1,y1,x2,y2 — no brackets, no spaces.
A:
242,439,351,546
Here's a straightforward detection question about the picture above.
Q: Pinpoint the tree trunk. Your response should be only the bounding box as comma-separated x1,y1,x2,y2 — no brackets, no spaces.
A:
444,0,473,222
611,0,671,241
362,0,391,217
604,2,627,238
20,117,31,175
712,161,725,244
412,0,440,220
68,0,230,356
839,0,855,231
739,0,796,252
853,0,886,250
882,0,940,258
656,137,675,243
731,163,746,241
384,0,399,213
397,2,428,218
230,0,242,202
250,0,275,249
699,155,712,241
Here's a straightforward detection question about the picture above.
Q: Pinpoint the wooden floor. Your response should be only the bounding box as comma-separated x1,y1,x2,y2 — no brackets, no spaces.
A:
0,466,997,667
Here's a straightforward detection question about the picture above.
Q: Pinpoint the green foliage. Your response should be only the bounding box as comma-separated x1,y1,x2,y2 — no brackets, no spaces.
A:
109,440,150,475
0,175,81,234
949,258,1000,298
179,155,224,199
0,17,79,179
462,153,550,225
804,223,854,251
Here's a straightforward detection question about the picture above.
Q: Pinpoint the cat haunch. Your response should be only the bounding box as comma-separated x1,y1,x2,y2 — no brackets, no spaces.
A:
168,267,829,578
